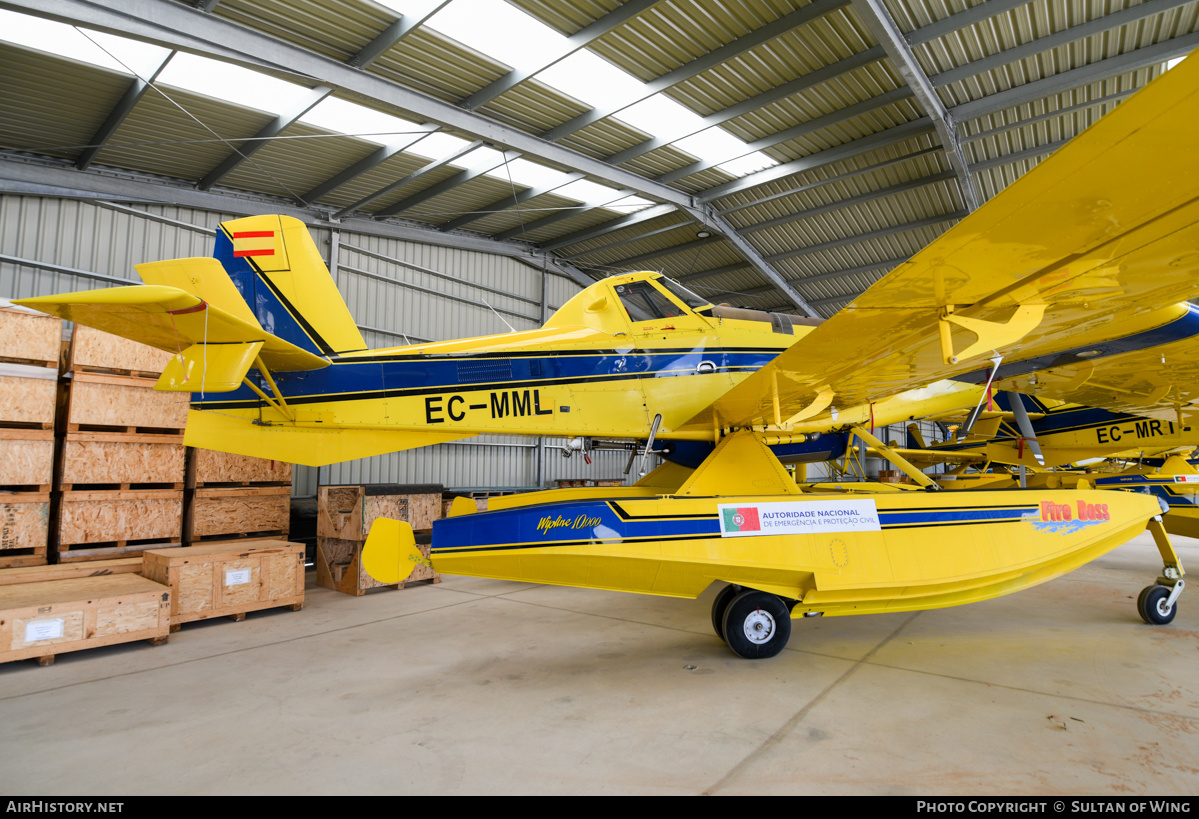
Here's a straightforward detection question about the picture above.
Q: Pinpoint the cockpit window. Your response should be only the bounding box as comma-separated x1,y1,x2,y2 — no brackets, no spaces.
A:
613,281,686,321
657,276,712,310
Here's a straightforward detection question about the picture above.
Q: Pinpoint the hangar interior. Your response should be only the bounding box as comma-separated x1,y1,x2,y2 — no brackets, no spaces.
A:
0,0,1197,796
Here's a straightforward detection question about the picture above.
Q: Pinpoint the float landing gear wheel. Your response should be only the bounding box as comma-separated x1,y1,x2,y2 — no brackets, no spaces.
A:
711,584,741,642
722,590,791,659
1138,582,1182,625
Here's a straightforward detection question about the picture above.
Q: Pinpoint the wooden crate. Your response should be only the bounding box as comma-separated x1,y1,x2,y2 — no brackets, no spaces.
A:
188,485,291,542
0,492,50,568
59,433,186,489
0,558,143,586
316,535,437,596
0,364,57,428
141,540,305,629
56,489,183,560
0,574,170,665
61,372,188,433
0,429,54,490
65,323,172,377
317,484,444,540
187,447,292,487
0,303,62,367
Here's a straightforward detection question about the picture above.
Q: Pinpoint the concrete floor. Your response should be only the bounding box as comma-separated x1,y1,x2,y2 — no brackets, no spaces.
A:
0,531,1197,796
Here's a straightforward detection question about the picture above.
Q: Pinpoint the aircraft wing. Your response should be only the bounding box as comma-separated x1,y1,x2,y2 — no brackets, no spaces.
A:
678,49,1199,433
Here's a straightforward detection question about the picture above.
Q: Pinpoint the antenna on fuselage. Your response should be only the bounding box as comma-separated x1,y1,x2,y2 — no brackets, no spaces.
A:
481,298,517,333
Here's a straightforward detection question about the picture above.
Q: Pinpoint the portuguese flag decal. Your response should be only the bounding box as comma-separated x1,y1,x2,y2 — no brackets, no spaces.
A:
722,506,761,533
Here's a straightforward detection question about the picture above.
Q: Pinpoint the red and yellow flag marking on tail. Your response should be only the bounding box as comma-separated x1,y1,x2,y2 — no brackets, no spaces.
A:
231,230,277,258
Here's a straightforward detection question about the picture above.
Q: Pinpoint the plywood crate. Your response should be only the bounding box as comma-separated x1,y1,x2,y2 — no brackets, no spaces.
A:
316,485,441,595
0,363,57,429
61,372,188,433
317,484,444,540
64,323,172,377
187,447,292,487
56,489,183,561
187,485,291,543
0,492,50,568
0,429,54,490
316,534,437,596
0,557,143,586
141,540,304,629
0,574,170,665
0,303,62,367
59,433,185,489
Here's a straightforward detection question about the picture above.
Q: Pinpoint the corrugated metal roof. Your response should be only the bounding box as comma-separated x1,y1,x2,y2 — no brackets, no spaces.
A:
0,0,1197,314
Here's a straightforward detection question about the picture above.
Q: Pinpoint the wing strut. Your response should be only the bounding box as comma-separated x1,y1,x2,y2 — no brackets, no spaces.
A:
850,426,939,490
955,355,1003,442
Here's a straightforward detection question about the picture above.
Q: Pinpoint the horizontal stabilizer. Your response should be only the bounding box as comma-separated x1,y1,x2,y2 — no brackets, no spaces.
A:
184,408,470,467
156,341,263,392
14,285,329,380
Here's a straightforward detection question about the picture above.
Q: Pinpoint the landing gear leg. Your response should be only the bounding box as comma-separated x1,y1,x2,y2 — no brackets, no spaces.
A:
1140,516,1186,626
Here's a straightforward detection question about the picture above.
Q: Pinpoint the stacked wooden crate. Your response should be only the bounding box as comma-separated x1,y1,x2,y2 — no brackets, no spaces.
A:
0,302,63,568
316,484,442,596
184,448,292,545
55,325,188,562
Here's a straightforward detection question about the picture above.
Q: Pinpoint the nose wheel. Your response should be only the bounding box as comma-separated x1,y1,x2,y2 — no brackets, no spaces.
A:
1138,580,1183,625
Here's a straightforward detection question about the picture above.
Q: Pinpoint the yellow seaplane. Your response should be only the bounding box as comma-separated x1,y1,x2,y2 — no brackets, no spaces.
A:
17,52,1199,658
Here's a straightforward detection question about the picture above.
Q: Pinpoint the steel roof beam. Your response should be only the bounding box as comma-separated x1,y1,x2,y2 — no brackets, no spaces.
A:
851,0,979,211
906,0,1034,46
76,50,174,171
562,219,697,259
437,172,585,232
704,257,909,301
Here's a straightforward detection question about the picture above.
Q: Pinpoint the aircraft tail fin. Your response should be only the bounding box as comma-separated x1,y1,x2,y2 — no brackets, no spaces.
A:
211,215,366,356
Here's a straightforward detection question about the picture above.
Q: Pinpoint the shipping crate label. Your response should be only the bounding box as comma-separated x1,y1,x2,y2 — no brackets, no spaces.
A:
225,568,252,587
24,617,64,642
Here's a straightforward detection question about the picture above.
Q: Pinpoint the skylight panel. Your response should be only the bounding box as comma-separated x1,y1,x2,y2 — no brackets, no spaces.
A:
428,0,567,72
157,53,312,115
299,98,423,147
0,10,169,77
404,131,476,160
538,51,646,111
604,195,654,212
484,158,572,190
554,179,627,205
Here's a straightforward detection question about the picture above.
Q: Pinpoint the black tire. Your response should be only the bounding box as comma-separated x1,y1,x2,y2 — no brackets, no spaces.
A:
1138,584,1177,625
711,584,741,642
722,590,792,659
